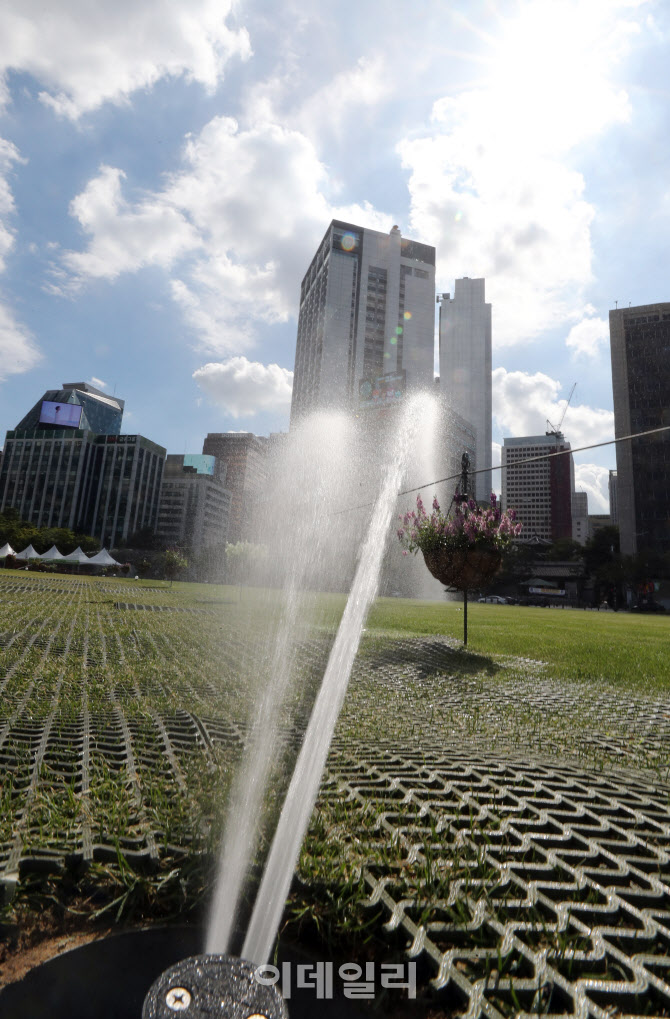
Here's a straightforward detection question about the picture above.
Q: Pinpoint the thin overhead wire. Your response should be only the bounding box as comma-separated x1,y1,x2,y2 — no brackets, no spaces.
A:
332,423,670,516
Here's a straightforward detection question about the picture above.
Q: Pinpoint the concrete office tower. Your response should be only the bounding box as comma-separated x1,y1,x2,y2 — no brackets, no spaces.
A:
202,433,268,544
502,434,574,542
609,303,670,556
156,454,232,553
572,490,589,545
290,221,436,423
85,434,165,547
439,278,492,503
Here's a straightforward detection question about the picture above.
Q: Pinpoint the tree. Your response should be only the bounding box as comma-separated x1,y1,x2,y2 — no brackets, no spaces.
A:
34,527,76,555
162,548,188,587
583,526,623,607
545,538,584,561
583,526,620,574
224,541,269,597
74,533,101,554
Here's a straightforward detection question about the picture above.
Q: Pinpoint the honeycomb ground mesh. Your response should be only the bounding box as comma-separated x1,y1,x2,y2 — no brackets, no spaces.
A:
1,577,669,1016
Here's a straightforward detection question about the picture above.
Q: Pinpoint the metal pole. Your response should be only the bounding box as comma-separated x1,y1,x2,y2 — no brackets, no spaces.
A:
463,588,468,645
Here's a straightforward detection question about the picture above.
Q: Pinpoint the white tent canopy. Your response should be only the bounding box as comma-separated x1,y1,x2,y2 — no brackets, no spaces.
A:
39,545,65,561
15,544,40,560
0,542,15,557
86,548,120,566
60,546,94,564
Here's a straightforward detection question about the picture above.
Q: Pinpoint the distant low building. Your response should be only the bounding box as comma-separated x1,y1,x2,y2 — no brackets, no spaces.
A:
202,432,269,543
156,454,232,553
502,433,574,542
572,490,589,545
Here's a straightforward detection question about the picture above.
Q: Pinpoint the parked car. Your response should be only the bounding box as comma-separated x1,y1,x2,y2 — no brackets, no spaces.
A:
477,595,507,604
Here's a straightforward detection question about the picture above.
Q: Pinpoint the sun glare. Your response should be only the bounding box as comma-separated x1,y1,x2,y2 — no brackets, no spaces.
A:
482,1,634,152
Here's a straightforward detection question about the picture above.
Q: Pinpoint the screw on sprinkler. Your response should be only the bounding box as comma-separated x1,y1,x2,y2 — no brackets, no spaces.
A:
142,954,288,1019
165,987,191,1011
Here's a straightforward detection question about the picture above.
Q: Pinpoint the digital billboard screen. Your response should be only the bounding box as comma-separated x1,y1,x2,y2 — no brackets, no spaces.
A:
39,401,82,428
183,453,215,476
358,370,406,411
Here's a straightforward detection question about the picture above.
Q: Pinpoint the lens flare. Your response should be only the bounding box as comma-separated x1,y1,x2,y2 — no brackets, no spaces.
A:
403,311,412,320
340,233,356,251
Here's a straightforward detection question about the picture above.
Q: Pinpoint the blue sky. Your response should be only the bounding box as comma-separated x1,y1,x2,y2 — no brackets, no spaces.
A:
0,0,668,512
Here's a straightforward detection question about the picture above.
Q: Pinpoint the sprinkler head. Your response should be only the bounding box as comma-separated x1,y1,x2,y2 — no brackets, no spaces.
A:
142,953,288,1019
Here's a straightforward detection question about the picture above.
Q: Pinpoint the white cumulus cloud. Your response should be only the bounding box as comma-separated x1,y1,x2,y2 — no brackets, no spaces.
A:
574,464,611,514
0,137,24,272
493,367,614,451
565,316,610,358
0,302,40,382
59,116,392,350
0,138,39,380
58,165,199,288
193,357,293,418
0,0,251,118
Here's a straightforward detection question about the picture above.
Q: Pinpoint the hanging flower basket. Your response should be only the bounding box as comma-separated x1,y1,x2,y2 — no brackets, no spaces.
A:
398,492,522,645
397,493,522,589
422,545,502,591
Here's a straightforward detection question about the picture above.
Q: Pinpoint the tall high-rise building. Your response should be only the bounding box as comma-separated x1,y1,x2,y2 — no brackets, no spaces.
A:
290,221,436,423
202,433,268,543
609,303,670,556
0,382,165,547
502,434,574,542
438,278,492,503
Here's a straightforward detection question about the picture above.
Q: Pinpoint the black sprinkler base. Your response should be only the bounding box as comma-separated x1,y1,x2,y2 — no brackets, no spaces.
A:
0,926,366,1019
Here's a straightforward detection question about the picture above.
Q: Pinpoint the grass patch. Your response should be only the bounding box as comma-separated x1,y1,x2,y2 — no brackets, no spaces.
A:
367,597,670,690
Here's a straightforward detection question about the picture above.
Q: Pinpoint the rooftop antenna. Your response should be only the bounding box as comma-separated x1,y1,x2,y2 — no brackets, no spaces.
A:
615,300,618,309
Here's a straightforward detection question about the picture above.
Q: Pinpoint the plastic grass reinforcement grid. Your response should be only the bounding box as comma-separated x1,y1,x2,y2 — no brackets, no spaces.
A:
1,576,670,1016
324,738,670,1018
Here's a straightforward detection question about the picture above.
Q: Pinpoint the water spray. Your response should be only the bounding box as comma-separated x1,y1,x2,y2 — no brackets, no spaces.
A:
142,396,431,1015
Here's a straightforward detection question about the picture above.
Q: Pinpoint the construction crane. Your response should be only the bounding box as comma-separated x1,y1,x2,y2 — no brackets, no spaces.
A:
546,382,577,437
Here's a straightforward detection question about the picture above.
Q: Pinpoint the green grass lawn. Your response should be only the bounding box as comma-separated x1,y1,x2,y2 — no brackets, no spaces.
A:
4,568,665,689
367,597,670,690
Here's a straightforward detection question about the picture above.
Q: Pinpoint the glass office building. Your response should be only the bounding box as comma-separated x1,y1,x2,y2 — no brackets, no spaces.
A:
0,383,165,546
